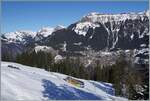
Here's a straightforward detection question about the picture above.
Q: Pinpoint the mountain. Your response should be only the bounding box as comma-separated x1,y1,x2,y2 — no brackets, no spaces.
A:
2,25,65,44
35,25,65,41
1,25,65,60
65,11,149,51
1,61,126,100
39,11,149,65
1,11,149,100
38,11,149,51
2,30,37,44
1,11,149,65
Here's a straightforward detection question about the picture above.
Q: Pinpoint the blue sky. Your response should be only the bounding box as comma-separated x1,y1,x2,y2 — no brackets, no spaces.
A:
2,1,149,33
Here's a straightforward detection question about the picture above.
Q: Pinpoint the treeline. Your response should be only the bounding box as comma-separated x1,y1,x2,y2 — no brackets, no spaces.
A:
2,52,15,62
16,50,53,70
50,57,87,79
3,50,148,100
16,51,88,79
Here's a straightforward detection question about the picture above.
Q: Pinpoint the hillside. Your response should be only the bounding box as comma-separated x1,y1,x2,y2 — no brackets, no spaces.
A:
1,61,126,100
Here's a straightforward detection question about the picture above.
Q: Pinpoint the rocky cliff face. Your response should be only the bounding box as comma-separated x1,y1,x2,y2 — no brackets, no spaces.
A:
68,11,149,51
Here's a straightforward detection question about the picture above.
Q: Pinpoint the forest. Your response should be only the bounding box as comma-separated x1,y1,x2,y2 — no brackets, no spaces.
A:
2,50,149,100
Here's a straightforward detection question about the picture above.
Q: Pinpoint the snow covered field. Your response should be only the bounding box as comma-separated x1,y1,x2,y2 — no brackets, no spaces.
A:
1,62,126,100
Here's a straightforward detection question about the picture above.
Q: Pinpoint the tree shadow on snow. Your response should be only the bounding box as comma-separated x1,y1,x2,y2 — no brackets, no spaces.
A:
42,79,103,100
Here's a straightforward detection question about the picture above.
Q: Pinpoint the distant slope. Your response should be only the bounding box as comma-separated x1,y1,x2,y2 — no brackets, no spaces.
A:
1,62,126,100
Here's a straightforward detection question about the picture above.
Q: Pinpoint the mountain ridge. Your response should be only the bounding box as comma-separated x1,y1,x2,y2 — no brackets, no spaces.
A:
1,11,149,65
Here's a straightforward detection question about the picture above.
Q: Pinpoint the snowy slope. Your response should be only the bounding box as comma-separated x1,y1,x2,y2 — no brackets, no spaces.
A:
1,62,126,100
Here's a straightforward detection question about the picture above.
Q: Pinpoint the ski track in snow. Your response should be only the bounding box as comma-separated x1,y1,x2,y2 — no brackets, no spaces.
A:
1,61,127,100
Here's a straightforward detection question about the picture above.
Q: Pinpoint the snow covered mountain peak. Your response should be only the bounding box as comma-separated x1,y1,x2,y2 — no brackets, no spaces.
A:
1,25,66,43
55,25,65,30
37,25,65,37
73,11,148,36
3,30,36,43
87,12,99,16
81,11,147,23
37,27,55,37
